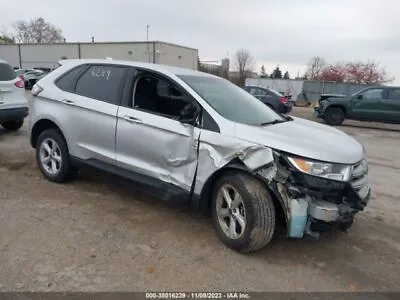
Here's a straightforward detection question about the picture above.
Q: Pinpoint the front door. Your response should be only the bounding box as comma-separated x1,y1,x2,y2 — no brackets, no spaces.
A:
349,87,385,121
116,70,200,193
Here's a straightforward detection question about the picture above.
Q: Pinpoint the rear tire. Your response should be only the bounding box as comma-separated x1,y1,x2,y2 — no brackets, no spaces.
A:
212,173,276,253
35,128,78,183
324,107,345,125
1,119,24,131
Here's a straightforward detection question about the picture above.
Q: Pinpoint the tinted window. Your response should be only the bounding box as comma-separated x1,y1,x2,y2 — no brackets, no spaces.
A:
388,89,400,100
178,75,285,125
0,63,17,81
268,88,283,97
75,65,127,104
248,87,266,96
361,88,384,100
55,65,87,93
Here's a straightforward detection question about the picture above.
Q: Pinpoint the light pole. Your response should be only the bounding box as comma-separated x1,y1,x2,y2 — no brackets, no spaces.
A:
146,25,151,63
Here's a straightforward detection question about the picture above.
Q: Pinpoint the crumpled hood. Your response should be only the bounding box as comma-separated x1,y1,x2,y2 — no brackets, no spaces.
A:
234,116,364,164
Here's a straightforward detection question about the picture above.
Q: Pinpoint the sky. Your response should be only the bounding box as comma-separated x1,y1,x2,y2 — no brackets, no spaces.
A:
1,0,400,83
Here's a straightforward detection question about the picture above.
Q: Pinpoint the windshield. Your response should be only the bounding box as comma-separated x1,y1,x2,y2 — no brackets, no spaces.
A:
178,75,285,125
351,87,370,97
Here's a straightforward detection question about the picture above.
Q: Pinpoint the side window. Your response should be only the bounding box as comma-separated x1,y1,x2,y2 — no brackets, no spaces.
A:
257,89,267,96
75,65,127,104
249,88,257,95
133,74,193,119
388,89,400,100
55,65,87,93
360,88,384,100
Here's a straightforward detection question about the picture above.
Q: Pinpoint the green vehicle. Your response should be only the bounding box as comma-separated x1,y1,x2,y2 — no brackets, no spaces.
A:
313,86,400,125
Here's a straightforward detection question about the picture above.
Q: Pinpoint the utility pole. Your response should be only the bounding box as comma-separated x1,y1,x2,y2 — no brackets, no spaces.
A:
146,25,151,63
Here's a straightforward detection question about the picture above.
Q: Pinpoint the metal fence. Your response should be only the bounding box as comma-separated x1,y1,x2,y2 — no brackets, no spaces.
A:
246,78,375,104
299,81,373,104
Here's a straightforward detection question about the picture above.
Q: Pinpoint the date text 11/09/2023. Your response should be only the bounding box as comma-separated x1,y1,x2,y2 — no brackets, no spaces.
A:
145,292,250,299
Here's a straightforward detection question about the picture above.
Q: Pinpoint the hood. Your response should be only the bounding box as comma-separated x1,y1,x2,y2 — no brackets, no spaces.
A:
234,117,364,164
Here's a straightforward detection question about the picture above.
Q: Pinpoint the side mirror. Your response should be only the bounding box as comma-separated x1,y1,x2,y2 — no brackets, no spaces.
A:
179,103,199,125
356,94,363,100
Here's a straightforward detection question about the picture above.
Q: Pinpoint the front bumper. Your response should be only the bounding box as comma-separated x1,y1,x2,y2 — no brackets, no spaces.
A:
0,107,29,122
313,106,323,118
274,158,371,238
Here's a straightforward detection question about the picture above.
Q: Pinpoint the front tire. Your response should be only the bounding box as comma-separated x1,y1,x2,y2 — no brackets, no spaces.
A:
1,119,24,131
35,128,77,183
324,107,345,126
212,173,276,253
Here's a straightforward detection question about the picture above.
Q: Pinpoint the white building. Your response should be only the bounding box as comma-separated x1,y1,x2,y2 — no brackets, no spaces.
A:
0,41,199,70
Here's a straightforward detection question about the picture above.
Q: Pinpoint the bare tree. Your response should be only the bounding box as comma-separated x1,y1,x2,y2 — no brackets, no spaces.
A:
305,56,326,80
12,17,64,43
235,49,255,86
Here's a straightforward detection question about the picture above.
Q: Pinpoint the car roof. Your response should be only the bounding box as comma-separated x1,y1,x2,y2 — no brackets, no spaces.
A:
58,59,215,78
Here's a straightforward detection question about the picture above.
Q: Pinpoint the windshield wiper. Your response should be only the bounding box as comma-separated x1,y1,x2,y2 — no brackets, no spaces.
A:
260,119,287,126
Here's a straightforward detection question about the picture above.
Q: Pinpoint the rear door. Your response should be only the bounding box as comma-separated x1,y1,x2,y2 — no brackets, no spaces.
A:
382,88,400,122
349,88,385,121
0,62,26,110
55,63,128,164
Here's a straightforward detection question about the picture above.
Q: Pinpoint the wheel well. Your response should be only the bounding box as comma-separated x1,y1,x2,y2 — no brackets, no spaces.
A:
30,119,61,148
198,163,287,230
326,104,347,116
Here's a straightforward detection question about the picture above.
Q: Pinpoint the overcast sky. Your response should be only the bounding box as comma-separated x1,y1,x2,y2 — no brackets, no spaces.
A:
2,0,399,83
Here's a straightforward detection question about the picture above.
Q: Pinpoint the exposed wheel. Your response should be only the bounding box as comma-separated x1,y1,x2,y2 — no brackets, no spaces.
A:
35,128,78,183
1,119,23,131
212,173,276,253
324,107,345,125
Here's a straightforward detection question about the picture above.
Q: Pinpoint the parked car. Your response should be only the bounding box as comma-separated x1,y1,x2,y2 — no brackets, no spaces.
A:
29,59,370,253
243,86,292,114
24,72,47,90
15,68,43,78
0,60,29,131
21,69,43,80
314,86,400,125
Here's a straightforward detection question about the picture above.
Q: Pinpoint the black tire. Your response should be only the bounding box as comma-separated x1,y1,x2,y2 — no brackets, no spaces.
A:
324,107,345,126
1,119,24,131
212,173,276,253
35,128,78,183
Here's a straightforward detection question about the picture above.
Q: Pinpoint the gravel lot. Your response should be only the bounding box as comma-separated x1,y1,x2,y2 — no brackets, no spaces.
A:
1,98,400,292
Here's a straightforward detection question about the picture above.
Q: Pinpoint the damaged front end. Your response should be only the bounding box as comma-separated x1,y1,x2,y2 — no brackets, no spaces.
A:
258,152,371,238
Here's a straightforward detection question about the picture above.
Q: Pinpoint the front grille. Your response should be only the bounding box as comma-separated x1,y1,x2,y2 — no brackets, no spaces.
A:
350,159,370,199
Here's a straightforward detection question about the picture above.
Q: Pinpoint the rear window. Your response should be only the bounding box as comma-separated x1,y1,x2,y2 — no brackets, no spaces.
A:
0,63,17,81
55,65,88,93
267,88,283,97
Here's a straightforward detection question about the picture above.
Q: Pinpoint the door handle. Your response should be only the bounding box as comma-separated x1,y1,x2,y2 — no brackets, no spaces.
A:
62,99,75,105
0,101,4,104
122,115,142,124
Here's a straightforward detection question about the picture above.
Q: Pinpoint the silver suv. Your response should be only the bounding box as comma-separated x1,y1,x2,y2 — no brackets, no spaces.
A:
0,59,28,131
29,59,370,253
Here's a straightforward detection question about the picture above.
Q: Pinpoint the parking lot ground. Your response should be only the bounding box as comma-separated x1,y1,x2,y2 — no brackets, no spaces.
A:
0,106,400,292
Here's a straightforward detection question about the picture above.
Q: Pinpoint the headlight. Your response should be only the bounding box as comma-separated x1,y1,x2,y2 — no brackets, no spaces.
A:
287,156,351,181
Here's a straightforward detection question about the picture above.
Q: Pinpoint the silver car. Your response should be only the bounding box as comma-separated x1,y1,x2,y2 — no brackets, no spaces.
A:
29,59,370,253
